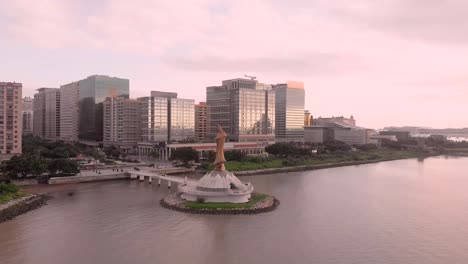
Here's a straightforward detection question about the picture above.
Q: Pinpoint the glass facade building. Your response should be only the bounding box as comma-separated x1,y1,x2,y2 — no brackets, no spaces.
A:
140,97,168,142
206,78,275,142
22,97,33,135
78,75,129,141
274,81,305,142
169,98,195,142
33,88,60,140
139,91,194,143
59,75,129,142
206,86,231,138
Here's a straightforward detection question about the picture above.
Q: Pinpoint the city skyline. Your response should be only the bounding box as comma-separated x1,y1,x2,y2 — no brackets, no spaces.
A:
1,1,467,129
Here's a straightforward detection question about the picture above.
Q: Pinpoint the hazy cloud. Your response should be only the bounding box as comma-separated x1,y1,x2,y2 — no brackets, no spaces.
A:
329,0,468,44
164,53,367,75
0,0,467,128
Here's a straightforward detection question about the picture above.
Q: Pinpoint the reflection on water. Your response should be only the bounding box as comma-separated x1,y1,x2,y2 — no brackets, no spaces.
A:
1,156,468,264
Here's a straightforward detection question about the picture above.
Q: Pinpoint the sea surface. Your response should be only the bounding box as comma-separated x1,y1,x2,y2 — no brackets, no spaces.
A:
1,156,468,264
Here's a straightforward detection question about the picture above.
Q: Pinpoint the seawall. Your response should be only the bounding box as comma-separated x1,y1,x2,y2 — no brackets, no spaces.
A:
0,195,50,223
49,173,129,184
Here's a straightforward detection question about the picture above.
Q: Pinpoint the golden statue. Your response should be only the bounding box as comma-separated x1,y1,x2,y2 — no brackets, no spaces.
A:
213,124,227,171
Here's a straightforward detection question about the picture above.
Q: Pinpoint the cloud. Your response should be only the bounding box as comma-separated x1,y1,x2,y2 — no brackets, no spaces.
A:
163,52,367,75
328,0,468,44
1,0,468,128
0,0,216,53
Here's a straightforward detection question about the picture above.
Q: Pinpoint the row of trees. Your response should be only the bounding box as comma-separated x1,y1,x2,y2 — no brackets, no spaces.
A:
168,141,370,166
23,135,82,159
169,147,199,166
1,154,80,179
265,141,355,158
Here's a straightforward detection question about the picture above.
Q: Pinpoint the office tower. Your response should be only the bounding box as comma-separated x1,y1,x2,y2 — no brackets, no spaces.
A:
59,82,79,142
22,97,34,135
33,88,60,140
206,78,275,142
273,81,305,142
195,102,207,142
169,97,195,142
139,91,195,143
103,97,142,150
60,75,129,142
304,110,312,126
139,96,169,142
0,82,22,158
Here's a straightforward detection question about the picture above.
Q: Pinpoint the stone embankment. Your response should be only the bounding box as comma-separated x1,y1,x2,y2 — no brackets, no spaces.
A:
49,173,128,184
0,195,50,223
160,192,279,215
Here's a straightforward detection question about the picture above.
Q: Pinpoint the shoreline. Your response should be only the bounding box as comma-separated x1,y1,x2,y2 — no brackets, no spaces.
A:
215,154,440,176
20,154,442,189
12,153,459,190
0,194,51,223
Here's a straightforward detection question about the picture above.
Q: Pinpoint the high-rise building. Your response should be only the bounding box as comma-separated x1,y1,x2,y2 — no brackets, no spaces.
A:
206,78,275,142
0,82,22,158
195,102,207,142
59,82,79,142
103,97,142,151
304,110,312,126
139,91,194,143
140,96,169,143
33,88,60,140
22,97,34,135
169,97,195,142
273,81,305,142
59,75,129,142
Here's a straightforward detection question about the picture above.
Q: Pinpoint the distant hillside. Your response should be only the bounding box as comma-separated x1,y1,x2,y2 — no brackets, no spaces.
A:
383,127,468,136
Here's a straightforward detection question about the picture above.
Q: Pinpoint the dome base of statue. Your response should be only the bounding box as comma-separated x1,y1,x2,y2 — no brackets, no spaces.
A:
178,169,253,203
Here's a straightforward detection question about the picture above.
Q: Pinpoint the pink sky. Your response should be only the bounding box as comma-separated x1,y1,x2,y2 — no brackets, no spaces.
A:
0,0,467,129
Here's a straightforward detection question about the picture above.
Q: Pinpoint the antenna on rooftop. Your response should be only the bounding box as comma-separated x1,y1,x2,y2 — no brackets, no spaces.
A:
244,74,256,80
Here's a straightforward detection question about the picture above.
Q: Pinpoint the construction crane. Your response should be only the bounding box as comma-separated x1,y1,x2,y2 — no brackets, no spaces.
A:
244,74,257,80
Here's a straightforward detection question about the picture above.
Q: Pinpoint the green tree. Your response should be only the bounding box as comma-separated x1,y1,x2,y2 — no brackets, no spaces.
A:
103,146,120,159
265,143,310,158
22,135,80,158
48,159,80,176
170,147,199,166
1,155,31,178
224,150,246,161
382,139,403,150
355,143,378,151
323,140,352,152
86,147,105,161
149,150,159,159
205,151,216,162
30,156,48,177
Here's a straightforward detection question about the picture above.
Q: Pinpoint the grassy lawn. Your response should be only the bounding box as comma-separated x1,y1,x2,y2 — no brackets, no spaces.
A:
225,159,284,171
0,183,28,205
184,193,268,209
215,150,423,172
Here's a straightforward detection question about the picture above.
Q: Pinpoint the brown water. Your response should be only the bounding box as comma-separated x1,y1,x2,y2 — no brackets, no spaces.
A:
1,156,468,264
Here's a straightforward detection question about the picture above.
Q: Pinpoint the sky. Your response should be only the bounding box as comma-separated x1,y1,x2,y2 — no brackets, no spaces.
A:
0,0,467,129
